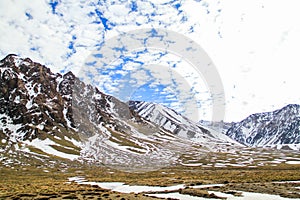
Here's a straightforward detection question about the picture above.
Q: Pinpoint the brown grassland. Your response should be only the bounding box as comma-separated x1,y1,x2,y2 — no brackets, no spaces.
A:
1,160,300,199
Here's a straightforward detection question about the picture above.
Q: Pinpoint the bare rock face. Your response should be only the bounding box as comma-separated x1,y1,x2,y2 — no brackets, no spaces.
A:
0,54,137,142
0,54,70,140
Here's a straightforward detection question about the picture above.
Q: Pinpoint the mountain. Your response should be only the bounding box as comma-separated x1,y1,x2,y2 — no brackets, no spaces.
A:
0,54,237,170
226,104,300,149
0,55,78,144
128,101,236,144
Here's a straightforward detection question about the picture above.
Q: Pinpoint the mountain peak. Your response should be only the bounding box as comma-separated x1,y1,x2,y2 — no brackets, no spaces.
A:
281,104,300,111
1,54,34,67
63,71,75,79
1,54,18,62
226,104,300,147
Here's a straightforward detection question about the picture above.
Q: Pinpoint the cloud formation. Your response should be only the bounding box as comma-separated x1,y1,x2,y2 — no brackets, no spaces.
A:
1,0,300,121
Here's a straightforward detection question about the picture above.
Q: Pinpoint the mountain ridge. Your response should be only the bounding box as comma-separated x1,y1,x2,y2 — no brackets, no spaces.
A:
128,100,237,144
0,54,238,170
2,54,299,153
226,104,300,149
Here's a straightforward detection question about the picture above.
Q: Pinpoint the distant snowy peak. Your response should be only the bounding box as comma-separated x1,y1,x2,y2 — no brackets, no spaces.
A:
129,101,191,126
226,104,300,147
129,100,205,137
128,100,236,144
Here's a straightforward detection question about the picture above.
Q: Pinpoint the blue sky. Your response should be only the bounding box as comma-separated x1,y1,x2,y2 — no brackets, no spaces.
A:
1,0,300,122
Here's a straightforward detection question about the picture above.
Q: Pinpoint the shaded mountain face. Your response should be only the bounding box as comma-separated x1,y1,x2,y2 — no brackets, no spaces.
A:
226,104,300,148
0,54,238,170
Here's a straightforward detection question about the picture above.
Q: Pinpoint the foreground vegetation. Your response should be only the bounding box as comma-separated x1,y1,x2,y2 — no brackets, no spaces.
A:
1,160,300,199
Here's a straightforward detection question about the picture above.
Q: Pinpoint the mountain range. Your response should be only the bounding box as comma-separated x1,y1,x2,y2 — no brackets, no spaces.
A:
0,54,299,170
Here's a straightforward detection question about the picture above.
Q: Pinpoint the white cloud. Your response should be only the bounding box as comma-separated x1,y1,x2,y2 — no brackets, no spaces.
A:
2,0,300,121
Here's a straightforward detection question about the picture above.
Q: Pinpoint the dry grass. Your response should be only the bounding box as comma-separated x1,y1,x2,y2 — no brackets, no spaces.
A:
0,167,160,200
108,127,146,151
1,161,300,199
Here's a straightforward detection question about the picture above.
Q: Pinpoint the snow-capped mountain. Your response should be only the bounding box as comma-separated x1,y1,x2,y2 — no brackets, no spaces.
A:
129,101,236,144
226,104,300,148
0,55,238,170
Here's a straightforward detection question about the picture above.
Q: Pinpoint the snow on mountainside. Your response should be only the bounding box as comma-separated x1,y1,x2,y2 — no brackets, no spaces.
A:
128,101,238,145
226,104,300,149
0,54,239,170
2,55,300,170
0,54,83,159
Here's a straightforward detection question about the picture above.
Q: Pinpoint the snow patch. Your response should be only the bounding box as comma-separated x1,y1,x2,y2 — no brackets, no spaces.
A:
0,113,24,142
64,136,83,148
23,138,79,160
286,161,300,165
63,107,72,128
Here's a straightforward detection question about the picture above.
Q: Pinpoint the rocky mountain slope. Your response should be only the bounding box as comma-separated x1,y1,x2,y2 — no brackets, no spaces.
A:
129,101,236,144
0,55,80,154
0,54,237,170
226,104,300,149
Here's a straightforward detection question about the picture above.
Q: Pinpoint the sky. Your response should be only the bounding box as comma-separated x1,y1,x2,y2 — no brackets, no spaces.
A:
1,0,300,122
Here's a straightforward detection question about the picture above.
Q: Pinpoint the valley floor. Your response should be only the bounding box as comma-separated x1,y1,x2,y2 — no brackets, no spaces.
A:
1,163,300,199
